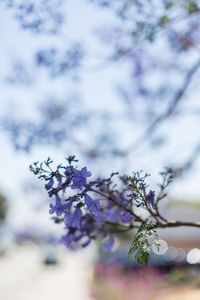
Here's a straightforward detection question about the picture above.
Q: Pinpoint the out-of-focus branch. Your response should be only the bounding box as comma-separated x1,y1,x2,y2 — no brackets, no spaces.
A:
163,142,200,178
119,57,200,156
178,142,200,172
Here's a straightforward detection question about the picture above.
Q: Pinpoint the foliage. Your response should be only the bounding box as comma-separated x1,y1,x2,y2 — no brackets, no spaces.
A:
2,0,200,175
128,221,160,266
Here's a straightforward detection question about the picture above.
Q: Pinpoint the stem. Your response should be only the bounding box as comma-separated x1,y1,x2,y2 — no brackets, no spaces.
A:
156,220,200,229
90,187,144,223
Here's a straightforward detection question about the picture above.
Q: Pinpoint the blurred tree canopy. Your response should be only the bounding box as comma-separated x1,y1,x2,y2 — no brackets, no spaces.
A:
0,0,200,177
1,1,200,175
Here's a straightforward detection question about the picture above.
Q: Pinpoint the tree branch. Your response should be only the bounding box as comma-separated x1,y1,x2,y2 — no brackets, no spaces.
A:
121,57,200,156
156,220,200,229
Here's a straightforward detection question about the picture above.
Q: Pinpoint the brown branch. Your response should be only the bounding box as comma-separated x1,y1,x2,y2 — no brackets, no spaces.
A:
156,220,200,229
89,185,200,232
90,187,144,223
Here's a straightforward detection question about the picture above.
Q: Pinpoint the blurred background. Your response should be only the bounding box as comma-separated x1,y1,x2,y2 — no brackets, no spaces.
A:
1,1,200,299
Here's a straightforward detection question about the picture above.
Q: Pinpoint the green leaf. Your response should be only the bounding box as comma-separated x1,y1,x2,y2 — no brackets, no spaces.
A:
128,221,160,266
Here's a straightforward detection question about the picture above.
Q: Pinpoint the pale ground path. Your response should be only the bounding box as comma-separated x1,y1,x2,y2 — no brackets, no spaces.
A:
2,245,200,300
0,244,94,300
155,285,200,300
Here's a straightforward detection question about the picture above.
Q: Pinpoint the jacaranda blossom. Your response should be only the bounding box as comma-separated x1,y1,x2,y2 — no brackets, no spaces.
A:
84,193,102,216
71,167,92,189
102,236,114,252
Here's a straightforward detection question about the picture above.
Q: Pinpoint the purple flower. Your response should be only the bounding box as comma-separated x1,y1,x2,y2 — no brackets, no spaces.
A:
60,232,74,248
65,166,73,176
115,194,129,209
81,238,91,248
45,177,54,190
84,193,102,216
107,207,120,223
102,236,114,252
145,190,155,208
60,216,94,249
48,189,54,197
60,230,89,249
71,167,92,190
60,228,85,249
119,211,133,224
64,206,82,229
56,175,62,188
49,195,73,216
96,213,105,226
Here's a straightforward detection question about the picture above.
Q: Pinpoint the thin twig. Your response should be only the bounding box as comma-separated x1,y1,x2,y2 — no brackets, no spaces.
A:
120,58,200,156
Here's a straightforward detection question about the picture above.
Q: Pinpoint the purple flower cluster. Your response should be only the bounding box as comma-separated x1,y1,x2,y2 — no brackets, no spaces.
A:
125,172,156,210
71,167,92,189
36,158,118,250
30,157,156,253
